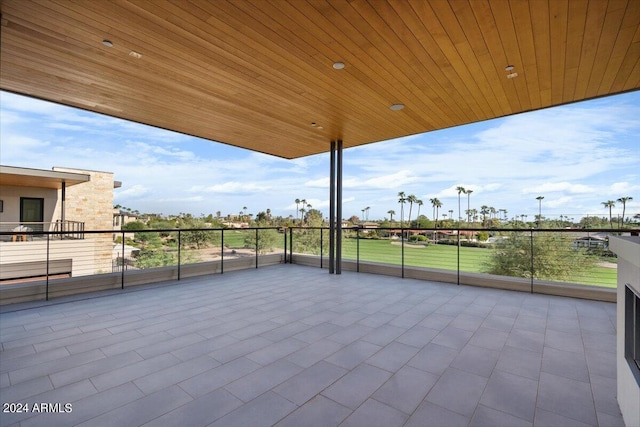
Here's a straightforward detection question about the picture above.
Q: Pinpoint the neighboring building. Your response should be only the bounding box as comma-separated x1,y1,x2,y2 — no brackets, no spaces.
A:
0,165,121,281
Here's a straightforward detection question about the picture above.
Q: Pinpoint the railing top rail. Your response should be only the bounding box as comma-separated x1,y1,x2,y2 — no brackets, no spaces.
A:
0,225,637,236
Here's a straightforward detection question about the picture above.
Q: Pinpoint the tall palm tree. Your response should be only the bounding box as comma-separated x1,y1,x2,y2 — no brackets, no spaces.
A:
617,196,633,225
480,205,489,227
294,198,301,221
536,196,544,228
365,206,370,221
387,210,395,223
466,189,473,224
434,198,442,227
397,192,406,225
416,200,423,224
406,194,417,225
430,198,437,221
456,186,466,224
602,200,616,227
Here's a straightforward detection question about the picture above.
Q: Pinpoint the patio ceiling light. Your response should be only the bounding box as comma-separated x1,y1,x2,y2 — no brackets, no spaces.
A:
332,62,345,70
129,50,143,59
102,40,113,47
390,104,405,111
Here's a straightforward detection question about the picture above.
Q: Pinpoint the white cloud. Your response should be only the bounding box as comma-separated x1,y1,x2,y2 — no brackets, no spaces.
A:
116,184,149,198
522,182,594,194
189,181,271,194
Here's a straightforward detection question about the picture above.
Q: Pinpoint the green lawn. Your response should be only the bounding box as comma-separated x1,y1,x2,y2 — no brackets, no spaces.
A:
340,238,616,288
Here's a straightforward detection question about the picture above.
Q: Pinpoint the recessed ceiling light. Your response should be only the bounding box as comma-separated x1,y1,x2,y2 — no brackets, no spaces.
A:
506,72,518,79
390,104,405,111
102,40,113,47
333,62,345,70
505,65,515,71
129,50,143,59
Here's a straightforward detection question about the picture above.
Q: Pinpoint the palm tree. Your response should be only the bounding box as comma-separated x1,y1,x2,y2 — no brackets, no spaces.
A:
416,200,423,224
480,205,489,227
602,200,616,227
294,198,301,220
456,186,466,224
536,196,544,228
406,194,417,225
398,192,406,225
434,198,442,227
387,210,395,223
466,189,473,224
617,196,633,225
365,206,370,221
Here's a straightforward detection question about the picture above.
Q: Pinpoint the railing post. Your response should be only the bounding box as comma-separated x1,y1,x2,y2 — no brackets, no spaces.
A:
45,233,50,301
401,226,405,278
530,229,534,294
255,229,259,269
356,228,360,273
289,227,293,265
177,230,181,280
457,230,460,285
121,231,125,289
221,229,224,274
284,228,287,264
320,227,323,269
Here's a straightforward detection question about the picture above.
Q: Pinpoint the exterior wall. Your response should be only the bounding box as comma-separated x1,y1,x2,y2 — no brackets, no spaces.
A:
53,167,115,273
610,236,640,427
0,186,59,230
0,239,98,279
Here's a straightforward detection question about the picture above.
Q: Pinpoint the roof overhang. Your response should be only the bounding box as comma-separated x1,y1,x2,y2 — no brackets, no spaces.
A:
0,165,90,189
1,0,639,159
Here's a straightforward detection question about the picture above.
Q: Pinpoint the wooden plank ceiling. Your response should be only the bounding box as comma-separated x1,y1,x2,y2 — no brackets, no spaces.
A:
1,0,639,159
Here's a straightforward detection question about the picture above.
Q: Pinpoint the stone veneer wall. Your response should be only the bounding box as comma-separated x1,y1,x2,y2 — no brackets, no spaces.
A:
53,167,115,274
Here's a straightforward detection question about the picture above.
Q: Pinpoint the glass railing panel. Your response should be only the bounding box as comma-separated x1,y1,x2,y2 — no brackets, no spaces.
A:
223,229,253,260
123,229,178,270
179,229,222,267
292,227,327,257
531,231,616,288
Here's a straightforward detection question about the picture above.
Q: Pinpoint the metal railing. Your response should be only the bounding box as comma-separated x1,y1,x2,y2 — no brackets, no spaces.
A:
0,226,634,302
0,220,85,239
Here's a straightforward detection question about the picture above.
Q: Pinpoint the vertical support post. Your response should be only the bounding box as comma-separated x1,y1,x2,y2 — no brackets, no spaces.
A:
457,230,461,285
401,226,405,278
356,228,360,272
320,228,323,269
255,229,259,269
284,228,287,264
221,229,225,274
336,139,343,274
329,140,336,274
121,231,125,289
530,229,534,294
177,230,181,280
61,181,66,225
289,227,293,264
46,233,50,301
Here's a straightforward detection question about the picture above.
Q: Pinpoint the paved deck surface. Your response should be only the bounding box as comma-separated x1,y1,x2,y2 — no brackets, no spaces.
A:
0,265,623,426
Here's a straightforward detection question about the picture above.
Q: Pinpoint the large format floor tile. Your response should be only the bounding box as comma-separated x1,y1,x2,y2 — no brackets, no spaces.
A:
0,264,622,426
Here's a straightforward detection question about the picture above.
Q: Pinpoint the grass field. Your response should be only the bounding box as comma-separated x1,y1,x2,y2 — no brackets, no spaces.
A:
340,238,616,288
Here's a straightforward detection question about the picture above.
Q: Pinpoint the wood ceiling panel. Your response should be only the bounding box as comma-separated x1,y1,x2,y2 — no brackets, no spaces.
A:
1,0,638,159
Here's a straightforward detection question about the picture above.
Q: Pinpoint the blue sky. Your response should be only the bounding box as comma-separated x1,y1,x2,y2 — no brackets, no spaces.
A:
1,90,639,221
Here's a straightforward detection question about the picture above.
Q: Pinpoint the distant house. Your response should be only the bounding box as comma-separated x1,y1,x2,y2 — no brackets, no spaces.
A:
0,165,121,282
573,235,609,250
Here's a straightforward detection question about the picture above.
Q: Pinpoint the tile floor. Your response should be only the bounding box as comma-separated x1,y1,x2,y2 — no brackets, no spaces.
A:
0,265,624,426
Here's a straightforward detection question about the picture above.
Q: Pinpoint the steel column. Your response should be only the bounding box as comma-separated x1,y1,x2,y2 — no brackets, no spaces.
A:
336,140,343,274
329,140,336,274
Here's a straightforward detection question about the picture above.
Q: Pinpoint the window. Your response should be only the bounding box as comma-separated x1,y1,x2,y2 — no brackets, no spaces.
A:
20,197,44,232
625,285,640,384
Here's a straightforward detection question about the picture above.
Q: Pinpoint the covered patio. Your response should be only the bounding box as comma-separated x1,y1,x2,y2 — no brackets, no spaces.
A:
1,265,621,426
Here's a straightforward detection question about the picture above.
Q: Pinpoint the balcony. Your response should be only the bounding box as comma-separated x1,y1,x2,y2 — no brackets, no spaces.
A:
0,264,623,426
